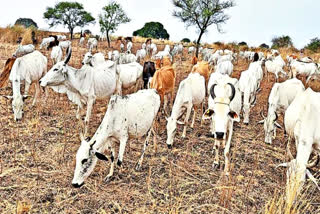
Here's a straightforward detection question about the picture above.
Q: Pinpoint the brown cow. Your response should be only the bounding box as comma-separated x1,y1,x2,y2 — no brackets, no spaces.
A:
150,65,176,115
191,60,210,83
0,57,16,88
191,56,198,65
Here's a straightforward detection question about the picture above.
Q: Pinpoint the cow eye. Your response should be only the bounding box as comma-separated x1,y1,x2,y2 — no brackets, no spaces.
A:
54,68,58,71
81,159,88,165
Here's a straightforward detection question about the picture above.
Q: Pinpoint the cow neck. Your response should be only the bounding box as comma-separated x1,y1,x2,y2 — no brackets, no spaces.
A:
64,65,91,95
11,61,22,97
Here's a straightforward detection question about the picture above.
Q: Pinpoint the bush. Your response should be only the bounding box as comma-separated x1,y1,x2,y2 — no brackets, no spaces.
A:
133,22,169,39
181,38,190,43
260,43,269,49
238,41,247,46
305,37,320,52
271,35,293,49
15,18,38,29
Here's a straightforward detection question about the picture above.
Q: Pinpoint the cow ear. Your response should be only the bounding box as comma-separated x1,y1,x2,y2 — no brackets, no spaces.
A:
228,111,239,121
257,119,265,124
80,132,85,142
202,109,214,120
22,95,32,101
95,152,108,161
275,122,282,129
2,95,13,100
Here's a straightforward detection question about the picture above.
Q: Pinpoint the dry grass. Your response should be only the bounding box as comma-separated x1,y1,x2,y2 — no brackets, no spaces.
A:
0,37,320,213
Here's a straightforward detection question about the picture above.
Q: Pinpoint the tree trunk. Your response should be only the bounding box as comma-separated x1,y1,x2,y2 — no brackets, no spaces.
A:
70,28,74,40
106,31,111,48
195,30,205,58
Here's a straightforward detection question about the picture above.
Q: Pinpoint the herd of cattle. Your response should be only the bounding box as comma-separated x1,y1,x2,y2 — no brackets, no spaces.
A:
1,34,320,201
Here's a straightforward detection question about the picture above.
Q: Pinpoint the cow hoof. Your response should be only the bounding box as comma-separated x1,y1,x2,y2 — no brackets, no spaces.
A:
104,175,114,183
212,161,220,170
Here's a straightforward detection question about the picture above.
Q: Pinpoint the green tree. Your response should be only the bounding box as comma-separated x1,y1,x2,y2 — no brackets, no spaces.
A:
181,38,191,43
271,35,293,49
260,43,269,49
99,1,131,47
44,2,95,39
133,22,170,39
172,0,235,57
305,37,320,52
15,18,38,29
238,41,247,46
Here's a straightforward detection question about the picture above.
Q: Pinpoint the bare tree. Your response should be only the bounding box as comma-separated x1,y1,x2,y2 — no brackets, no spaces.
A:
172,0,235,57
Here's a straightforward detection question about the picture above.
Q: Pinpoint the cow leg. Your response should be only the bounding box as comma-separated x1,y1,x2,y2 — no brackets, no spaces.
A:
182,104,192,138
76,105,81,120
32,82,40,106
105,143,115,183
191,106,197,128
117,135,129,167
136,128,152,171
163,95,168,115
200,102,204,126
24,81,31,96
212,139,220,169
223,122,234,176
84,98,95,135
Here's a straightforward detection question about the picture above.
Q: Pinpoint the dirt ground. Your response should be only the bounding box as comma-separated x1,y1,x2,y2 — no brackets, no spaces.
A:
0,40,320,213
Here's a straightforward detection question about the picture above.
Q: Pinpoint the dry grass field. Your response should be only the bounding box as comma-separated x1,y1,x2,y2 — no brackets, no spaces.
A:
0,33,320,213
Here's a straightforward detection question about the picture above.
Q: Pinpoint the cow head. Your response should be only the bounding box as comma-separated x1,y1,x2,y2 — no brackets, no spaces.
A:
4,93,31,121
243,94,256,124
82,52,93,66
166,108,185,148
72,135,108,188
203,83,238,140
258,110,282,144
40,47,72,87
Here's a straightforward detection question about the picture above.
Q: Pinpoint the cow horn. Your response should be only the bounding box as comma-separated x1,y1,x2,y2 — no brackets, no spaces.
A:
260,107,266,119
210,84,217,99
307,154,319,168
64,46,72,65
274,112,278,121
227,83,236,101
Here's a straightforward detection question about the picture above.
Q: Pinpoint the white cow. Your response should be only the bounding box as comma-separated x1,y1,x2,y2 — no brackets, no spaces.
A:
215,61,233,76
82,52,107,67
59,40,71,50
265,59,287,82
150,43,157,56
258,78,305,144
72,89,160,187
40,37,55,49
117,62,143,93
188,46,195,55
278,88,320,201
5,51,47,120
217,54,234,65
13,44,35,57
238,69,258,124
87,38,98,51
79,37,85,46
127,41,133,53
40,48,120,133
119,53,137,64
57,35,67,41
166,73,205,147
290,60,319,82
50,46,63,65
203,77,241,175
136,49,147,62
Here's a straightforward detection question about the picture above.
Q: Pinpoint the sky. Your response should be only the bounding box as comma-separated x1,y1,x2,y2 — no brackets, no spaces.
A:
1,0,319,49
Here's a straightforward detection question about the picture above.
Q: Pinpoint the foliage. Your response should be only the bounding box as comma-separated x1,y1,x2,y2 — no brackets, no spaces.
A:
260,43,270,49
99,1,130,47
43,2,95,39
15,18,38,29
172,0,235,56
305,37,320,52
271,35,293,49
238,41,247,46
133,22,170,40
181,38,191,43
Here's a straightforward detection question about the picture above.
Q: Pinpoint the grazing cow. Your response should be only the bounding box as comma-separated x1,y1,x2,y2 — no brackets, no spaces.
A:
150,64,176,115
152,48,172,61
277,88,320,201
258,78,305,144
217,54,234,65
57,35,66,40
239,69,258,124
142,61,156,89
117,62,143,94
50,46,63,65
289,59,319,82
166,73,205,147
13,44,35,57
136,49,147,62
40,47,120,133
87,38,98,51
202,79,241,175
208,52,222,65
59,40,71,50
118,53,137,64
47,36,59,50
4,51,47,121
0,57,17,88
39,37,55,49
265,57,287,82
72,89,160,187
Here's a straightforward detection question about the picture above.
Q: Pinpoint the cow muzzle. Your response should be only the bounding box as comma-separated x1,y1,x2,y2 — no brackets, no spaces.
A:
215,132,224,139
72,182,84,188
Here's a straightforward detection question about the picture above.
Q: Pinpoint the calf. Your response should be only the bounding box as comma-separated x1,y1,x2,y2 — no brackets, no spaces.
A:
72,89,160,187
